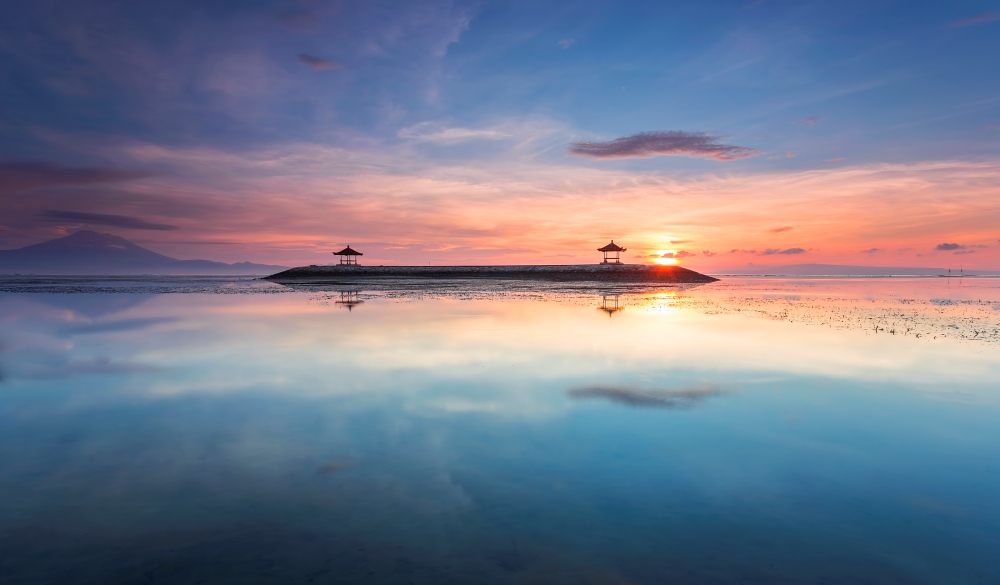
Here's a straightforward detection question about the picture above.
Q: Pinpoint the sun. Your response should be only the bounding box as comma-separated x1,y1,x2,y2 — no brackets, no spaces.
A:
654,250,678,266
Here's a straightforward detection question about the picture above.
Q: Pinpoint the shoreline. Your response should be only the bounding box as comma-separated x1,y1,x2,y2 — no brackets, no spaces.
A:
265,264,718,284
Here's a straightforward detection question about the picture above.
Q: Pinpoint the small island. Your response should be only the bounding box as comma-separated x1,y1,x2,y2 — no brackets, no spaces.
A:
265,242,718,284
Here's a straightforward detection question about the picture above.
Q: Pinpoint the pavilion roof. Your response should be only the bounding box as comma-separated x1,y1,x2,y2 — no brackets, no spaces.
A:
597,241,626,252
333,246,363,256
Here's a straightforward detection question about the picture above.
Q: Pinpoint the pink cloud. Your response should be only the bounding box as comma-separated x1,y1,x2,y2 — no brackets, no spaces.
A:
7,143,1000,271
950,11,1000,28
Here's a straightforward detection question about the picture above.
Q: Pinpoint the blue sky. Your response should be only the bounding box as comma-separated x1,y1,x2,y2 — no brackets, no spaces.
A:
1,0,999,267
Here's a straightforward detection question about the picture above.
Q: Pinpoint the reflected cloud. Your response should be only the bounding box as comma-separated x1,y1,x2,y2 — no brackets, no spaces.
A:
315,461,354,475
57,317,177,336
567,385,728,409
20,358,160,380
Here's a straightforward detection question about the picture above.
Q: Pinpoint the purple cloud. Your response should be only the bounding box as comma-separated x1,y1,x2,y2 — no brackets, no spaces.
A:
39,210,179,231
935,243,964,250
702,251,717,257
950,11,1000,28
297,54,343,70
760,247,806,255
0,161,154,197
861,248,883,254
568,131,759,161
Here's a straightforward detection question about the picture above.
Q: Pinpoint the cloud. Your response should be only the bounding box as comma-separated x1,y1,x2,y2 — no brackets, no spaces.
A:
950,11,1000,28
702,251,717,257
567,385,728,409
670,239,691,244
297,54,343,70
786,152,796,158
935,243,964,250
826,157,846,162
731,248,806,255
399,122,510,144
769,226,793,233
0,161,154,196
558,38,576,49
661,250,696,258
861,248,884,254
795,116,822,125
39,210,179,230
954,250,976,255
568,131,760,161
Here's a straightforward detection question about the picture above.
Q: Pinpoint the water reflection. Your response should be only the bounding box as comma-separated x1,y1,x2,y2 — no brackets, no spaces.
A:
567,385,728,409
0,278,998,583
335,290,364,311
598,293,622,316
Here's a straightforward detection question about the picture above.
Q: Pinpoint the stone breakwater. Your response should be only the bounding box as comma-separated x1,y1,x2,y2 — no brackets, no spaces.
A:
265,264,718,284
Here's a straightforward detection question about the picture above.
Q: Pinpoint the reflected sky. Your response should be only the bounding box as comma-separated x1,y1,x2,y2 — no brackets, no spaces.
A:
1,278,998,583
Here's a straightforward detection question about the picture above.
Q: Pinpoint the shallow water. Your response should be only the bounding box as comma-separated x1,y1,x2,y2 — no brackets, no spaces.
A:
1,277,998,584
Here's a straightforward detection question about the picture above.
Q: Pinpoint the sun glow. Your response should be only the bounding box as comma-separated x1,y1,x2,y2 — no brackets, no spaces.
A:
654,250,678,266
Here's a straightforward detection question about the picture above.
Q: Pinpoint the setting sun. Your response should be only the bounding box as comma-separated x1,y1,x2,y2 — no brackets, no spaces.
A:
654,250,679,266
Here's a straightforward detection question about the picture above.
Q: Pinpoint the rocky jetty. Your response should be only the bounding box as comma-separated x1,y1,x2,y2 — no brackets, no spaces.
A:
265,264,718,284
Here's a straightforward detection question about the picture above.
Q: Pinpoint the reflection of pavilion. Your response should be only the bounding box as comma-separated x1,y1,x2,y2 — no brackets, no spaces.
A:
335,290,364,311
599,293,622,317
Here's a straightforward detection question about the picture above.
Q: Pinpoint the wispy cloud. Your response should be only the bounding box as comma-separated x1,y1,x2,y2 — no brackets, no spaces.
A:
399,122,509,144
568,131,759,161
0,161,154,197
558,38,576,49
39,210,179,230
935,242,965,251
795,116,823,125
661,250,696,258
861,247,884,254
297,54,343,70
826,157,846,162
567,385,728,409
949,11,1000,28
702,251,717,257
769,226,793,233
731,248,807,255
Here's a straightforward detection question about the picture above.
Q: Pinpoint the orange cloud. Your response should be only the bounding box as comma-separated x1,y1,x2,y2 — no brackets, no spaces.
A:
13,141,997,271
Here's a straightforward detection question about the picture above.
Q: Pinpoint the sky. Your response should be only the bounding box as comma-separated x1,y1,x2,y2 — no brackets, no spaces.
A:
1,0,999,270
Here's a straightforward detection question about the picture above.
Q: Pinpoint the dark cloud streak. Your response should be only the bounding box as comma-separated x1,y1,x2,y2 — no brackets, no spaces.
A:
568,131,759,161
40,210,179,231
0,161,155,196
297,54,343,70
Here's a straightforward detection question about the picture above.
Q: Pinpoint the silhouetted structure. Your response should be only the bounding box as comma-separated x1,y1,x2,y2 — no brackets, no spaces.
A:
333,245,363,266
598,241,626,264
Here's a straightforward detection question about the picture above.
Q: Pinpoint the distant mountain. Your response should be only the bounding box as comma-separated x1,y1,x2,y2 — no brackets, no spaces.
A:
0,231,288,275
711,263,999,276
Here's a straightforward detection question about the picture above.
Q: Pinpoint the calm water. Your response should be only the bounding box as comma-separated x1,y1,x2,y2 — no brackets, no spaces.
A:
1,277,998,584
